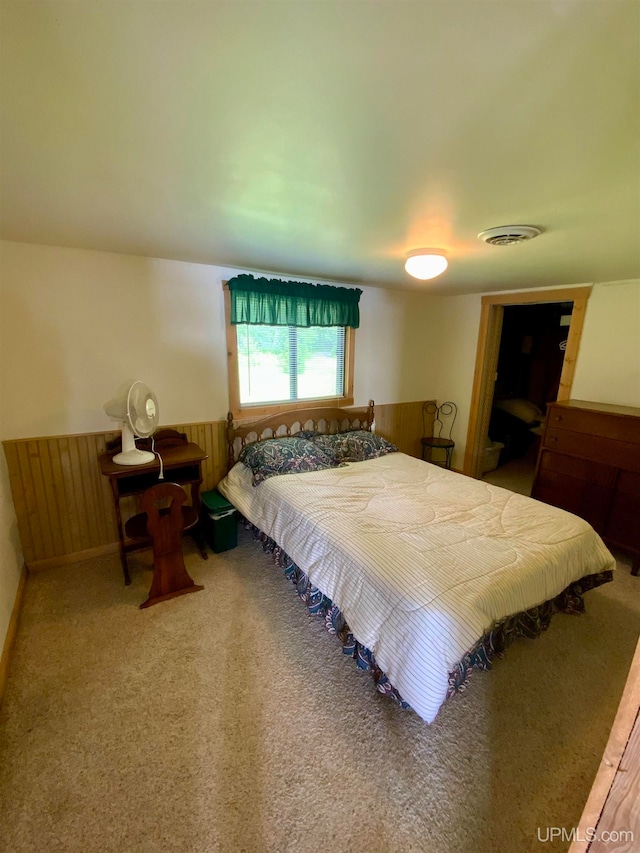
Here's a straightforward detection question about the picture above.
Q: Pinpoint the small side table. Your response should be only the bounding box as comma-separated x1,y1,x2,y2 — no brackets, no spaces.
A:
421,436,455,469
99,433,209,585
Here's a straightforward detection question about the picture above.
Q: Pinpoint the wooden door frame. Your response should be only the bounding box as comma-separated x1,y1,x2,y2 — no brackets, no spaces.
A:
463,287,592,478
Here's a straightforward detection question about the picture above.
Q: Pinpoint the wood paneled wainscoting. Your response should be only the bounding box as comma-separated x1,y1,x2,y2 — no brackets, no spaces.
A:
3,421,228,571
3,401,433,572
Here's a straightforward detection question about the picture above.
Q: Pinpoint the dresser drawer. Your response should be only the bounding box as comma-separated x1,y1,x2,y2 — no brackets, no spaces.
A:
543,428,640,472
533,401,640,562
547,406,640,443
537,449,616,487
605,472,640,552
532,468,612,532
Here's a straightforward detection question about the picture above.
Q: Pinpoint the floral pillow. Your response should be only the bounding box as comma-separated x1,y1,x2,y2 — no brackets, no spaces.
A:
311,430,398,463
239,436,337,486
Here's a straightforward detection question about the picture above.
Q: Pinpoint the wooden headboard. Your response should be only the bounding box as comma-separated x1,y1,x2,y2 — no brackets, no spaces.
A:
226,400,375,469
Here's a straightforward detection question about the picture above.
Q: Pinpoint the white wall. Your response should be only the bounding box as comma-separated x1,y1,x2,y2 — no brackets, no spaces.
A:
0,270,24,664
0,240,438,440
0,451,23,657
2,239,637,461
4,238,636,663
429,294,483,469
572,279,640,407
420,280,640,467
0,241,443,655
1,242,229,438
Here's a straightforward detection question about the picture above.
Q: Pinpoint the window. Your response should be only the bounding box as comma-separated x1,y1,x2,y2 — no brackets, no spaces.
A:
237,324,346,406
224,278,357,417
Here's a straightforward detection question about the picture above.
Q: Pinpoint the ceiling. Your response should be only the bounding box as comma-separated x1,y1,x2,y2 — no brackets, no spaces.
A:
1,1,639,295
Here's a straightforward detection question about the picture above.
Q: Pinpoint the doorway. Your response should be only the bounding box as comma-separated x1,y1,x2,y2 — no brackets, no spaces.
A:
481,302,572,495
463,287,591,483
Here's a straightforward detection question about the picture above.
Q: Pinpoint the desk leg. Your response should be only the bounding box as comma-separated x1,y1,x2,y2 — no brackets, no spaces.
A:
190,527,209,561
190,481,209,561
120,546,131,586
111,481,131,585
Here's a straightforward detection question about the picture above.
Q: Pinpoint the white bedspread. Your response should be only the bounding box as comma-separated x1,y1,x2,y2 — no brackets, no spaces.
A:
218,453,615,723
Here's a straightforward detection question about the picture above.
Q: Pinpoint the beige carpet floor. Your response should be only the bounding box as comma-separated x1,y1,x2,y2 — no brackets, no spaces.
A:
482,458,537,496
1,527,639,853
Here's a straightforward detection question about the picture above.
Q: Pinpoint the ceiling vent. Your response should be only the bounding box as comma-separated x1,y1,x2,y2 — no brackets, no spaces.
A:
478,225,542,246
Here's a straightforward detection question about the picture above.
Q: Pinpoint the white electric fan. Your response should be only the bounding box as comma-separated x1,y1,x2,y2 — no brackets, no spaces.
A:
104,380,159,466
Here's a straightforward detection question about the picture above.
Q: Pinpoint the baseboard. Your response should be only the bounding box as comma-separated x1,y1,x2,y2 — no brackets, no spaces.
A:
0,563,27,709
27,542,119,573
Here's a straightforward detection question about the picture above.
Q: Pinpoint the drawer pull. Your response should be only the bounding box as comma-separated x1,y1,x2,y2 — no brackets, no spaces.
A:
553,415,562,421
549,436,557,442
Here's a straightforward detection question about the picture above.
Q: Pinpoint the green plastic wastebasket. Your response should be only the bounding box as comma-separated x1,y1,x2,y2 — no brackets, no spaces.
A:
201,489,238,553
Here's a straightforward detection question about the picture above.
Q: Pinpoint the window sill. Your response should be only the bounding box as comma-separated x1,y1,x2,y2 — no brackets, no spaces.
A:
231,396,355,421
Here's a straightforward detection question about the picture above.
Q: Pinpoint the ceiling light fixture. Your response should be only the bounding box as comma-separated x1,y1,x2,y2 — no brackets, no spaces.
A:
404,249,448,280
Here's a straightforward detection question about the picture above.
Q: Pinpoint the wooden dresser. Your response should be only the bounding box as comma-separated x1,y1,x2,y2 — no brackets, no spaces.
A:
532,400,640,575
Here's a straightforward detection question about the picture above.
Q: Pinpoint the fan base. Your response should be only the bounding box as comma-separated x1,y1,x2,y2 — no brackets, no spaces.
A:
112,449,156,466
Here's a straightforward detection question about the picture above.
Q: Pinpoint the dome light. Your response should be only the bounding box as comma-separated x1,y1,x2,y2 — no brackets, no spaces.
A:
404,249,448,280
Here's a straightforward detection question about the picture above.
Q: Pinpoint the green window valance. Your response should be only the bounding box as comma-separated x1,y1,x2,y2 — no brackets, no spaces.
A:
227,274,362,328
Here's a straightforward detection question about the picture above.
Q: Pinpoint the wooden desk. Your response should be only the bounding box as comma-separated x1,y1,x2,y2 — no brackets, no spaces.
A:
99,441,208,584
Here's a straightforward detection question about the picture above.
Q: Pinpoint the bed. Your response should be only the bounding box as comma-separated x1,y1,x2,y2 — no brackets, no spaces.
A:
217,401,615,724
